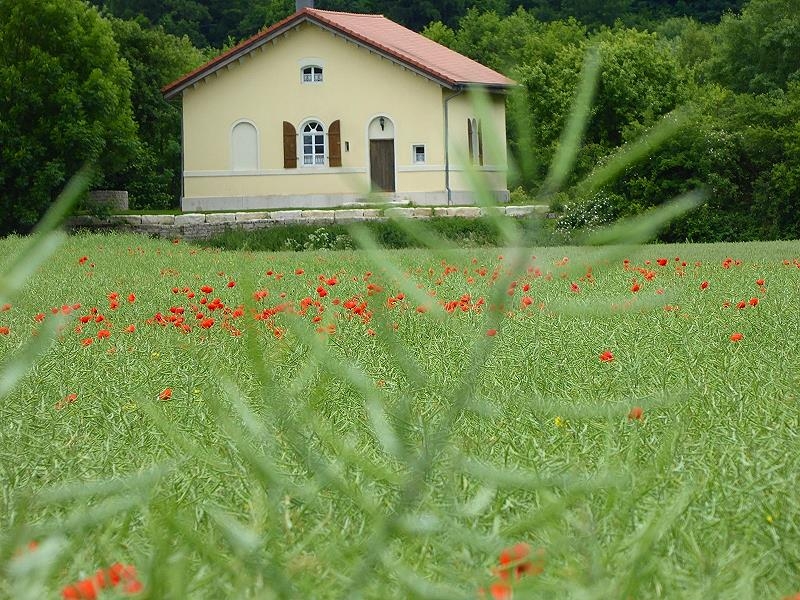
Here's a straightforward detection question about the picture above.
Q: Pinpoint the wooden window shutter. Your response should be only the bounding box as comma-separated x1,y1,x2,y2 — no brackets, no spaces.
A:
478,119,484,166
467,119,474,163
283,121,297,168
329,119,342,167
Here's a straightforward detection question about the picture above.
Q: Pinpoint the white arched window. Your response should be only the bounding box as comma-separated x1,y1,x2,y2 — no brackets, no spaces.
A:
301,65,323,83
302,121,325,166
231,121,258,171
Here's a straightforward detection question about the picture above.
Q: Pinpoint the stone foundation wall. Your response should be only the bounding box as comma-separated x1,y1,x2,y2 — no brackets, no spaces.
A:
68,205,549,241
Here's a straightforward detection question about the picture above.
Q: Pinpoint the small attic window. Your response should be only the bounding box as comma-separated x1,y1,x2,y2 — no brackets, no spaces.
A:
302,66,323,83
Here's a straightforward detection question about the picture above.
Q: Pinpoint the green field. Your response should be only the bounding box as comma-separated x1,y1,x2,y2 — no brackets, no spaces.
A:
1,232,800,599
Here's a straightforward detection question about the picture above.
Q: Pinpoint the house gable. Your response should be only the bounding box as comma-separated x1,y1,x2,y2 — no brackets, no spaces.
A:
163,8,514,100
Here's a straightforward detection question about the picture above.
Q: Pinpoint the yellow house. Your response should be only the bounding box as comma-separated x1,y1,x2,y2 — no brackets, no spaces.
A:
162,2,515,212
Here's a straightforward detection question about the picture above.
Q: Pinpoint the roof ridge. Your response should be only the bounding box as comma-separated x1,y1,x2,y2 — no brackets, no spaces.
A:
308,8,384,18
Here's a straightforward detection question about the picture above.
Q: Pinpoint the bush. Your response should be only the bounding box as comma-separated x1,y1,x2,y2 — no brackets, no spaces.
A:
204,217,561,252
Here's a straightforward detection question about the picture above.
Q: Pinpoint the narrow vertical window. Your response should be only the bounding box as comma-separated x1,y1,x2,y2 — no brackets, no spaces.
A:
413,144,426,164
468,118,482,166
302,121,325,166
231,121,258,171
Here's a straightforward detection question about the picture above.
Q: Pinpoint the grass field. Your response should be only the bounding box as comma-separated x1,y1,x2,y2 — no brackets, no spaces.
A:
1,231,800,599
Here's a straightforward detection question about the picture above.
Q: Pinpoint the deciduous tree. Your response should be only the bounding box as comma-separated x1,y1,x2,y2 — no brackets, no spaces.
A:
0,0,137,232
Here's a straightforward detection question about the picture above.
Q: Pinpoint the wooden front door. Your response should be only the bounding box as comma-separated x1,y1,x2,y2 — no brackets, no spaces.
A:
370,139,395,192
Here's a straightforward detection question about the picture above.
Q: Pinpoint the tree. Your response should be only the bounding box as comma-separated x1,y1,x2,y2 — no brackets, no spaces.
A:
0,0,137,233
706,0,800,94
514,23,689,187
104,18,206,209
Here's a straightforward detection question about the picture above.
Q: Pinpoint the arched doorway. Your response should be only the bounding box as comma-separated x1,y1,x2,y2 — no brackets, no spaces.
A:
368,116,395,193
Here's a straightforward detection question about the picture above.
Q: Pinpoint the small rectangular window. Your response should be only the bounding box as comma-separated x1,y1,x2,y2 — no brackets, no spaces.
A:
413,144,426,164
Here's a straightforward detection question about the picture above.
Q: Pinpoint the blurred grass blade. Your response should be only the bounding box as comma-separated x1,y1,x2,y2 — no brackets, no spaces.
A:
6,536,68,600
0,167,91,307
541,44,600,197
207,507,262,558
583,189,705,245
33,165,92,234
35,462,175,504
576,108,689,197
0,314,63,400
0,233,65,308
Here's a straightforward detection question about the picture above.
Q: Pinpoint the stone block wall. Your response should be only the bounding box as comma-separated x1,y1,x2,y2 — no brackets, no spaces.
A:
67,204,549,241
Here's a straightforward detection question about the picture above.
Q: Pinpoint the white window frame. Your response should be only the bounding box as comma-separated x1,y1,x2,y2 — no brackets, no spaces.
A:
301,120,326,167
301,65,323,84
412,144,426,164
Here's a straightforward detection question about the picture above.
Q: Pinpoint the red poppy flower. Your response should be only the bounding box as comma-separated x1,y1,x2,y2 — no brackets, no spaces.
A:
756,278,765,286
630,282,640,293
599,350,614,362
97,329,111,339
34,312,45,322
124,324,136,333
200,285,213,294
570,282,580,293
0,326,9,335
1,303,10,311
227,281,235,288
200,317,214,329
158,388,172,401
127,293,136,303
628,406,644,421
656,258,668,266
749,297,759,307
736,300,746,309
486,582,512,600
486,329,497,337
730,332,743,342
81,337,93,347
54,393,78,410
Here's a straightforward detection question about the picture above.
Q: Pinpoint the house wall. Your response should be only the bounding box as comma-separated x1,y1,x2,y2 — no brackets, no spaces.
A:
181,22,508,211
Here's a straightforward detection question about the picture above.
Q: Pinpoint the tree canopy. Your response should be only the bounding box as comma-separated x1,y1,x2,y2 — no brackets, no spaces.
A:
0,0,137,232
88,0,745,48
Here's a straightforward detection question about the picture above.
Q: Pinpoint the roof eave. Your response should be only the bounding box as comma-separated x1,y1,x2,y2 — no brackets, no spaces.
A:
162,10,309,99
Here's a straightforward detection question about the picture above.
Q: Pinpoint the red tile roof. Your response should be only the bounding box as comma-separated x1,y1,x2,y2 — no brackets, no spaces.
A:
162,8,514,99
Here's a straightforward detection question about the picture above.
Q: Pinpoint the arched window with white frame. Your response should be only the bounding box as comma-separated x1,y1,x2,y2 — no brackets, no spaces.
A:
301,65,323,83
302,120,325,166
231,121,258,171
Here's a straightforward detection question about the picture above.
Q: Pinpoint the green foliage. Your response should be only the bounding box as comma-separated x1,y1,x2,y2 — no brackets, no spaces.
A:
205,217,560,251
0,0,137,234
511,23,689,188
103,18,205,210
706,0,800,94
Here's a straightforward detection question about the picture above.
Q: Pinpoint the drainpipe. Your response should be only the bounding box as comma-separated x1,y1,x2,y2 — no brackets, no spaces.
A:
180,101,185,210
443,87,464,206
